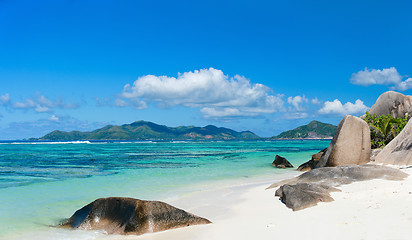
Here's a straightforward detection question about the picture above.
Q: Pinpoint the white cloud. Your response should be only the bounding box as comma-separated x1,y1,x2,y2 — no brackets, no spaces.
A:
311,98,322,105
13,98,52,112
49,115,59,121
201,108,244,118
37,95,54,107
318,99,369,116
395,78,412,91
120,68,284,118
114,98,129,107
1,93,11,105
128,98,147,109
350,67,401,86
34,105,52,113
199,107,271,118
97,97,146,109
8,94,81,113
13,99,37,109
287,95,308,111
284,112,308,119
350,67,412,91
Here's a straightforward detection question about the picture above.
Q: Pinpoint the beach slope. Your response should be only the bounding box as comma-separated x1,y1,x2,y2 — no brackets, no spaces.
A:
133,166,412,240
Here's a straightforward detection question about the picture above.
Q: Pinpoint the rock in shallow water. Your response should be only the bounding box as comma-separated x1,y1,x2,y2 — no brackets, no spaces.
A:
272,155,293,168
297,148,327,171
60,197,211,235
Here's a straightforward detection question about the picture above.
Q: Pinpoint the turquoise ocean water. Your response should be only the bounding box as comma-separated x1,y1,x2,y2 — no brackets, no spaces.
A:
0,140,329,240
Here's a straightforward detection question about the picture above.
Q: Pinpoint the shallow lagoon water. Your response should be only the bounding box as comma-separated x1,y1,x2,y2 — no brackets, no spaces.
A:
0,140,329,239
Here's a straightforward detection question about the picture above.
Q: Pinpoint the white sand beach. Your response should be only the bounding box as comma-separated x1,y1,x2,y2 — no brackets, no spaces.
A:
127,165,412,240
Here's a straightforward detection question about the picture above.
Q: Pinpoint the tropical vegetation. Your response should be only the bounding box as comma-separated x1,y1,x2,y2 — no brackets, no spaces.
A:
363,112,408,149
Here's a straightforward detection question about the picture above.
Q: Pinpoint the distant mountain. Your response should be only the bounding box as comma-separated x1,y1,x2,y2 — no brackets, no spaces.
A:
272,120,337,139
38,121,261,141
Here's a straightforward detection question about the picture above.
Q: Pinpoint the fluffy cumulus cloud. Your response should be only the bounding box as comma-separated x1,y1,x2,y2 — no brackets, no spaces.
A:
318,99,369,116
350,67,401,86
396,78,412,91
1,93,81,113
120,68,285,118
350,67,412,91
287,95,308,111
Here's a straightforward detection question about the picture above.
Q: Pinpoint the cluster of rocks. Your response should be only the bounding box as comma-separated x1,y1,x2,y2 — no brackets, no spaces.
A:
296,115,371,170
59,91,412,236
296,148,327,171
270,91,412,211
268,165,407,211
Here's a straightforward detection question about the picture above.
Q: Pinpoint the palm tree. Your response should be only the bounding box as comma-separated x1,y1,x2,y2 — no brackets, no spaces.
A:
364,112,408,148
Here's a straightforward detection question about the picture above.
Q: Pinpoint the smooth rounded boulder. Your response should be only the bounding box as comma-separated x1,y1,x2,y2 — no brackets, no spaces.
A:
367,91,412,118
268,165,408,210
316,115,371,167
375,118,412,165
267,164,408,190
275,183,340,211
60,197,211,235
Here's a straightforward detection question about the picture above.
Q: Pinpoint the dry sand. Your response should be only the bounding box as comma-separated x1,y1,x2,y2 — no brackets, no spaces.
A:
107,165,412,240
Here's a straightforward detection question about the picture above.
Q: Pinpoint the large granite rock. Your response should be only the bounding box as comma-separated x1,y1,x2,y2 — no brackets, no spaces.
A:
267,165,408,211
375,118,412,165
275,183,340,211
272,155,293,168
60,197,211,235
370,149,382,162
316,115,371,167
297,148,327,171
367,91,412,118
267,164,408,190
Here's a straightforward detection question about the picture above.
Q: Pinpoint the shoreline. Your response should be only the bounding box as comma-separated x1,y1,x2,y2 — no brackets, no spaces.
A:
2,170,300,240
134,165,412,240
5,164,411,240
1,140,329,240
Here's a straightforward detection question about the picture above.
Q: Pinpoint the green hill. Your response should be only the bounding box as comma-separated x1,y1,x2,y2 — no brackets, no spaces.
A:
39,121,261,141
272,120,337,139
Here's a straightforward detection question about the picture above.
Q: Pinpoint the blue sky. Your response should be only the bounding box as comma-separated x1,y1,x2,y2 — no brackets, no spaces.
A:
1,0,411,139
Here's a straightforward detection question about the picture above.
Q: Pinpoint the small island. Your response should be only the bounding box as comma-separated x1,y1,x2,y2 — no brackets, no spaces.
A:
36,121,261,141
271,120,337,139
34,120,338,141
